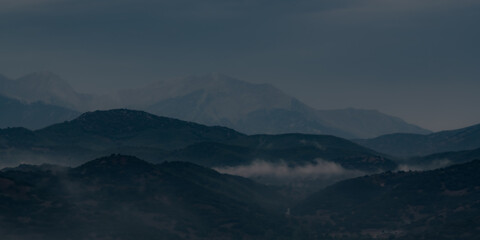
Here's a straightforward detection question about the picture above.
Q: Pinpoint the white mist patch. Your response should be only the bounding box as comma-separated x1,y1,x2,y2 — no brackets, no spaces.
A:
214,159,364,180
397,159,452,171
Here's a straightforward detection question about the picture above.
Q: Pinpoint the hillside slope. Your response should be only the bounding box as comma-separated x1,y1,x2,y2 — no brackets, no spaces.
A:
356,123,480,157
295,160,480,239
0,110,395,180
0,154,289,240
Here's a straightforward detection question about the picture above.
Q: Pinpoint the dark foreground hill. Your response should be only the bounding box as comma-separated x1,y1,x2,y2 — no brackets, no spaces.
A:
294,160,480,240
356,123,480,157
2,155,480,240
0,155,290,240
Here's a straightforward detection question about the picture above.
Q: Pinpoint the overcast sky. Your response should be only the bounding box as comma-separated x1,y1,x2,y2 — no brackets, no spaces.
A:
1,0,479,131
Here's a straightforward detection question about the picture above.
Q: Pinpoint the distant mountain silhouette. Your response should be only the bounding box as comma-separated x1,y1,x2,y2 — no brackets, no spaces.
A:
0,72,430,138
0,72,92,110
316,108,430,139
0,154,289,240
131,73,351,137
356,123,480,157
127,73,430,138
0,94,79,129
0,109,395,174
295,160,480,239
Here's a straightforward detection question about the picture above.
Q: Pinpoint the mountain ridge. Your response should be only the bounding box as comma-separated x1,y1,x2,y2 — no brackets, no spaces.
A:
0,72,92,110
0,72,431,138
356,122,480,157
0,109,396,184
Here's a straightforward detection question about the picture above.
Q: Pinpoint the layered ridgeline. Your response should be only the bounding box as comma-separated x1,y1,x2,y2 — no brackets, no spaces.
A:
0,109,242,167
294,160,480,240
0,109,395,194
2,155,479,240
0,154,290,240
0,72,429,138
356,123,480,157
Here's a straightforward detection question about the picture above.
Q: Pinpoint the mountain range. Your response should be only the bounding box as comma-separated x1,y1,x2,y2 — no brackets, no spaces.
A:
0,72,430,138
356,123,480,157
0,109,395,189
4,71,480,239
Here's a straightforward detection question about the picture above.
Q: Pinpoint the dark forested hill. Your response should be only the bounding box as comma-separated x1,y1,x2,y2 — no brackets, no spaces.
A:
295,160,480,239
36,108,243,150
0,154,289,240
395,147,480,171
164,134,395,171
356,123,480,157
0,109,243,167
2,155,479,239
